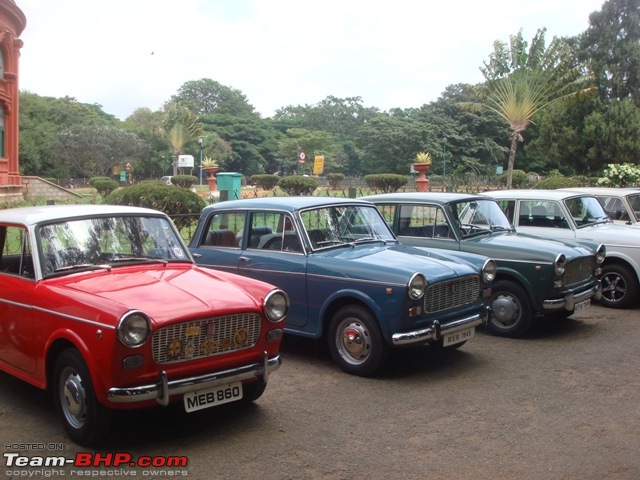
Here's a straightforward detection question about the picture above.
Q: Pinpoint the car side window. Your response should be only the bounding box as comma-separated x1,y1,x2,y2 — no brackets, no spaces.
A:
398,204,453,239
201,212,245,248
249,212,302,253
0,225,35,278
495,200,516,223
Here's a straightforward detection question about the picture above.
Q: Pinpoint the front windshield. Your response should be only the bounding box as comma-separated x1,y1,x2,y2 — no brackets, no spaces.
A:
38,215,190,276
564,196,610,227
452,199,513,237
299,205,395,250
629,194,640,222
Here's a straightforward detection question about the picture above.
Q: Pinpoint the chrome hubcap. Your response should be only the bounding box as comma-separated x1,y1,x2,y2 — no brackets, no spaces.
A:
337,320,371,365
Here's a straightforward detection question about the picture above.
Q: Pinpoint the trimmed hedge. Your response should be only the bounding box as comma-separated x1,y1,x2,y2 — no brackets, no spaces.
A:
326,173,345,189
104,181,206,230
277,176,318,196
251,174,280,190
364,174,409,193
171,175,197,189
532,176,582,189
92,178,119,199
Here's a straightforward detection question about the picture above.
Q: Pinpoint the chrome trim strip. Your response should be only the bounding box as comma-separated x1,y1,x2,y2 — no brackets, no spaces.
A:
107,354,282,405
0,298,115,330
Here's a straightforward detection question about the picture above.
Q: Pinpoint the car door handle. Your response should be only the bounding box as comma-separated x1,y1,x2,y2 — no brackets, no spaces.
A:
239,256,251,262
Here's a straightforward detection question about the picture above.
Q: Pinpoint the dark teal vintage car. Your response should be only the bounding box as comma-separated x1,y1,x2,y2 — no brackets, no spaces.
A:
189,197,495,376
362,192,605,337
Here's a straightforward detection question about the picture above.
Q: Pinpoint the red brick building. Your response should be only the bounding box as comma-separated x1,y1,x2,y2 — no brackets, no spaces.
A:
0,0,24,200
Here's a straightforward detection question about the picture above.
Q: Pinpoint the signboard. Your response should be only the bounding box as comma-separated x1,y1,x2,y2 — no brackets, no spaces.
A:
178,155,195,168
298,152,306,164
496,166,504,174
313,155,325,175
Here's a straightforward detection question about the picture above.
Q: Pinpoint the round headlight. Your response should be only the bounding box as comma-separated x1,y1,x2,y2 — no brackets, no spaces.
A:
408,273,426,300
596,244,606,264
554,253,567,276
117,311,151,348
264,289,289,323
482,258,497,283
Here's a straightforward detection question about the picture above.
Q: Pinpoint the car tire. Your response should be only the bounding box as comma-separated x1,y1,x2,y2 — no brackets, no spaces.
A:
328,305,388,377
600,264,639,309
53,349,112,446
487,280,534,337
241,380,267,403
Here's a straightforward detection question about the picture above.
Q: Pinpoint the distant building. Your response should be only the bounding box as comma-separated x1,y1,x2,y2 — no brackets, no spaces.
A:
0,0,24,201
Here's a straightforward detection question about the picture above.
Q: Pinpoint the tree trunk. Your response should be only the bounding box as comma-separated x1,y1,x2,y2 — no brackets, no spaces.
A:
506,133,519,189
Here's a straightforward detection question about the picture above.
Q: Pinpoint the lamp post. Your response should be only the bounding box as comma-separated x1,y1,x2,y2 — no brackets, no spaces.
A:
198,137,204,185
442,137,447,192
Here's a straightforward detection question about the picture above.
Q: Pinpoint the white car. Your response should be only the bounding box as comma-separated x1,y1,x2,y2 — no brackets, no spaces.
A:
487,189,640,309
561,187,640,227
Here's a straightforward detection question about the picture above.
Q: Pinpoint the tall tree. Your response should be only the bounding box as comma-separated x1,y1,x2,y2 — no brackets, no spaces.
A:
170,78,256,117
463,28,595,187
163,106,202,176
580,0,640,105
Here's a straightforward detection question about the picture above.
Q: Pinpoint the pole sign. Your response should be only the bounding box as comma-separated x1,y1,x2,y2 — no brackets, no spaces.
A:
298,152,306,164
178,155,195,168
313,155,324,175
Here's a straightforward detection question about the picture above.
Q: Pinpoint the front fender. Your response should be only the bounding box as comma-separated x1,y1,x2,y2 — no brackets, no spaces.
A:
494,266,540,310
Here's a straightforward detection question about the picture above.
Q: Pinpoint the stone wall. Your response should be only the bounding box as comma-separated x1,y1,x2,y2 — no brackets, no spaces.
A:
21,176,84,202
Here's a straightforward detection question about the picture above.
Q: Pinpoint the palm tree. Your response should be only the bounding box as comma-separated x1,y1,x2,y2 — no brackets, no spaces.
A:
164,106,203,176
461,28,595,188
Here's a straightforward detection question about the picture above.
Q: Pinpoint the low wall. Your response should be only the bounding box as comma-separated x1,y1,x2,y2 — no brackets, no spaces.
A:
22,176,84,202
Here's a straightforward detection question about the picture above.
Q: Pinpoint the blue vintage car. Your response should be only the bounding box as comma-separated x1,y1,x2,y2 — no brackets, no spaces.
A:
189,197,495,376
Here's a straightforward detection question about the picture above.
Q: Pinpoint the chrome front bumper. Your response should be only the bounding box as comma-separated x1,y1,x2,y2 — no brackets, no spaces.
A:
542,281,602,312
391,306,491,346
107,352,281,406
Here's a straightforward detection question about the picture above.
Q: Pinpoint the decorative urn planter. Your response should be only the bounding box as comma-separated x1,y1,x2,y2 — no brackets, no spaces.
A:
203,167,219,191
413,162,431,192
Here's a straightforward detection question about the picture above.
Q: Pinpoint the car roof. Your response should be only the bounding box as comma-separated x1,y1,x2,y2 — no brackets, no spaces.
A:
560,187,640,197
361,192,487,204
484,189,593,201
203,196,374,212
0,204,165,227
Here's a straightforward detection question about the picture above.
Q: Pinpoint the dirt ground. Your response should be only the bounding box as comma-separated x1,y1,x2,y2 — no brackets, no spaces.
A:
1,303,639,480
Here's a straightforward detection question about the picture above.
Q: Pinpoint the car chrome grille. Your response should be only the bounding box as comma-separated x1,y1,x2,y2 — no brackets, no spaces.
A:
424,275,480,314
565,257,595,286
152,313,261,364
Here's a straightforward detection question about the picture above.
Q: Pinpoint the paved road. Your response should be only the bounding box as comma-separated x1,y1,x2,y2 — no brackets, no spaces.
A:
1,303,639,480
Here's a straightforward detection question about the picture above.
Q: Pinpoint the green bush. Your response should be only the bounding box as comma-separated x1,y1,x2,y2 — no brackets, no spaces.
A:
532,176,582,189
364,174,409,193
499,169,527,187
104,181,206,230
88,176,113,187
251,174,280,190
91,178,119,199
598,163,640,187
277,176,318,196
326,173,345,189
171,175,197,189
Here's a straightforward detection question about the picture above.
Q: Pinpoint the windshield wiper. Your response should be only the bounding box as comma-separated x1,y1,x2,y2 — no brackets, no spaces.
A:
109,256,169,265
54,263,111,273
459,223,491,237
489,225,511,232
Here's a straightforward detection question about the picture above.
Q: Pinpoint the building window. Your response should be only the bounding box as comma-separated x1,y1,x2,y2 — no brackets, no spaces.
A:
0,105,4,158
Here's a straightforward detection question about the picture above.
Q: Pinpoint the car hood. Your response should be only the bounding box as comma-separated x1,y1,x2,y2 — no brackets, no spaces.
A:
46,265,263,324
309,243,481,285
575,222,640,244
464,231,594,260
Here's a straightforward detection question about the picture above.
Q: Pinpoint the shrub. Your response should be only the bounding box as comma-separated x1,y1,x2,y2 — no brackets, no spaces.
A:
88,176,113,187
251,174,280,190
171,174,197,189
277,176,318,196
104,181,206,230
326,173,345,189
532,176,582,189
499,169,527,187
91,178,119,199
364,174,409,193
598,163,640,187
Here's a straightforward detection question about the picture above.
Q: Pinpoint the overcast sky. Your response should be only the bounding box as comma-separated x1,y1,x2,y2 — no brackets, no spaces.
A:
15,0,605,120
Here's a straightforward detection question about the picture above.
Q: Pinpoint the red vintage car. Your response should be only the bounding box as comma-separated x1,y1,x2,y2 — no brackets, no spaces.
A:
0,204,288,446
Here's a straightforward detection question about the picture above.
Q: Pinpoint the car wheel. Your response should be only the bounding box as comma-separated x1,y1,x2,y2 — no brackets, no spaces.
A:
328,305,388,377
241,380,267,403
53,349,112,446
487,280,534,337
600,264,639,309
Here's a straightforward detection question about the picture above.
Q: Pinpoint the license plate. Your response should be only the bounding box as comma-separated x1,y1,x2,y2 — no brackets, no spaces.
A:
184,382,243,412
443,327,474,347
574,299,591,313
